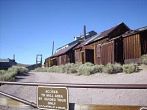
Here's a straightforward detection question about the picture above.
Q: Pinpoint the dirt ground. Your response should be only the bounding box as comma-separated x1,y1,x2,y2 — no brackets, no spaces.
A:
0,65,147,106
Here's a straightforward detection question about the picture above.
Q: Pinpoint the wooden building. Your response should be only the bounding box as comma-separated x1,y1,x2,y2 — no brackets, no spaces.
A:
45,23,147,67
44,43,79,67
122,26,147,63
74,22,130,65
44,31,97,67
0,58,16,69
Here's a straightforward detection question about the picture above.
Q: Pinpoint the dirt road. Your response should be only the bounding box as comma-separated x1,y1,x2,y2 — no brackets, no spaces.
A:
0,71,147,106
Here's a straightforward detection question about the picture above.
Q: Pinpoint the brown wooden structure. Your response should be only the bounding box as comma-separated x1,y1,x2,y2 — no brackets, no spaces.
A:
44,31,97,67
44,43,79,67
122,27,147,63
45,23,147,66
0,58,17,69
74,22,130,65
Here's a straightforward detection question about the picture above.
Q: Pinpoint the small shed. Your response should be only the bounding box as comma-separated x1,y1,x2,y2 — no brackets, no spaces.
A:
44,43,79,67
0,58,16,69
122,26,147,63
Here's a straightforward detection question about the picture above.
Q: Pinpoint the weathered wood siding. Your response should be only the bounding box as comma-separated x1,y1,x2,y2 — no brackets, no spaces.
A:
95,41,115,65
75,49,82,63
57,51,75,65
101,42,115,65
95,44,101,64
75,46,95,64
141,30,147,55
49,57,58,66
44,58,50,67
123,34,141,63
58,55,67,65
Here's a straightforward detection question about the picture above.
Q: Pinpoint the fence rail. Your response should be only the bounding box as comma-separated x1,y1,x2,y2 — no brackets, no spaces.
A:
1,81,147,109
1,81,147,89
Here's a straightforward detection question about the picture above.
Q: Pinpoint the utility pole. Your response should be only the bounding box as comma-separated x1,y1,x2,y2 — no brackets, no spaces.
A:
84,25,86,40
52,40,54,55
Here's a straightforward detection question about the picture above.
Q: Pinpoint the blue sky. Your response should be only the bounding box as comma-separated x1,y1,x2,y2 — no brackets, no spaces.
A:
0,0,147,64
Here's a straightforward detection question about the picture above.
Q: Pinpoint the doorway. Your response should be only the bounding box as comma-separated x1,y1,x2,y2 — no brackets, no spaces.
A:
85,49,94,64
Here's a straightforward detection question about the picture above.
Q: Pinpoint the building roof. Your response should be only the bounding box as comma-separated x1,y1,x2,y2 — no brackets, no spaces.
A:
122,26,147,37
55,31,97,52
74,22,130,49
50,42,79,58
88,22,130,44
74,34,99,49
49,30,97,58
0,58,11,62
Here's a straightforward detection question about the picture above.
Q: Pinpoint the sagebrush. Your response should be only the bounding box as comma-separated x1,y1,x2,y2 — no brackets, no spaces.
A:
123,63,138,74
0,66,29,81
141,54,147,65
102,63,123,74
33,62,139,75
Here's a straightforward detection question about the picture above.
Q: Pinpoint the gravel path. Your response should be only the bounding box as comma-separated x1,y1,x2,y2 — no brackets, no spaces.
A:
0,68,147,107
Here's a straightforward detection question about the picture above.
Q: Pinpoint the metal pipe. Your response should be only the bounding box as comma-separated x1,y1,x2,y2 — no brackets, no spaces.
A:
1,81,147,89
0,91,37,108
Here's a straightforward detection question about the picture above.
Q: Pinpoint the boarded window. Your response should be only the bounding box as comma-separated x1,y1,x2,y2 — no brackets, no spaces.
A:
59,56,62,65
96,44,101,58
75,51,80,62
61,55,66,64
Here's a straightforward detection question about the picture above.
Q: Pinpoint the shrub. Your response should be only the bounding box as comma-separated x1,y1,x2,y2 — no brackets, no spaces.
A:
78,62,100,75
84,62,94,66
0,70,6,75
32,62,124,75
123,63,138,74
102,63,123,74
78,64,93,75
113,63,123,73
141,54,147,65
33,67,47,72
92,65,104,73
64,63,77,73
46,66,58,73
7,66,29,74
102,63,114,74
55,65,66,73
0,66,29,81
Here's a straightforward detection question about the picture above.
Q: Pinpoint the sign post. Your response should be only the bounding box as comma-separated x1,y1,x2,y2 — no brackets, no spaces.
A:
37,86,68,110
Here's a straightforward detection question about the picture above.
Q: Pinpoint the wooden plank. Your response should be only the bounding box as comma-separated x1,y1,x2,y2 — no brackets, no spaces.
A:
123,33,142,63
138,34,141,58
123,38,125,60
128,36,130,59
130,35,133,58
94,43,96,64
134,35,136,59
100,42,114,64
125,37,128,59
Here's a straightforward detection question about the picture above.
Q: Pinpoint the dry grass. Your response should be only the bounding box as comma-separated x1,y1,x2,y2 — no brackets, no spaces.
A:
0,66,28,81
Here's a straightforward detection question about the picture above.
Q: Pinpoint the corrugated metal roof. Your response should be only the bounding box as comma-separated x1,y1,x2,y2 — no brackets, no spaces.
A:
50,31,97,58
0,58,10,62
55,31,97,51
74,34,99,49
50,42,79,57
